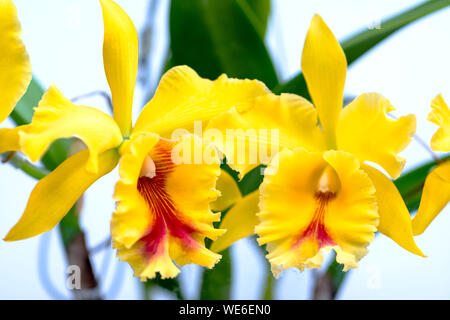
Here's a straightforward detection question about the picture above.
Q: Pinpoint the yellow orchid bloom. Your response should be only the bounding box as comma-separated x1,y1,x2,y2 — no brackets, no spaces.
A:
0,0,32,153
412,94,450,236
4,0,270,280
208,14,424,276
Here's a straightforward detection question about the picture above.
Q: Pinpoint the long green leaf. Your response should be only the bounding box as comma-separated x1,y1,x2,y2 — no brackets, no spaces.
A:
237,0,271,38
275,0,450,96
10,78,42,125
200,249,232,299
170,0,278,88
144,275,184,300
394,155,450,211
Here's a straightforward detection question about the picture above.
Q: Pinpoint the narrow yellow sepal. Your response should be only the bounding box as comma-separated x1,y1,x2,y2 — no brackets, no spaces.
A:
0,0,31,123
301,14,346,147
100,0,138,136
210,190,260,253
210,169,242,212
412,161,450,236
5,149,119,241
362,164,425,257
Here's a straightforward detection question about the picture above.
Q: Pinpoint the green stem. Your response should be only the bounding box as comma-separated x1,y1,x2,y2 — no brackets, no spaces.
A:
2,152,49,180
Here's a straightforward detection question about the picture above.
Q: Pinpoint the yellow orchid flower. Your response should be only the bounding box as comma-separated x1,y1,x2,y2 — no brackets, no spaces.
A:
0,0,31,153
3,0,270,280
412,94,450,236
208,14,424,275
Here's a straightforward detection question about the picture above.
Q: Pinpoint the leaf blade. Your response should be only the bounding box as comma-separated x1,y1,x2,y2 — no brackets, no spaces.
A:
275,0,450,96
170,0,278,88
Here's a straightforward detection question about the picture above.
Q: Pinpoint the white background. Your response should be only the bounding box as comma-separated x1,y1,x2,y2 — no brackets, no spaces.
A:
0,0,449,299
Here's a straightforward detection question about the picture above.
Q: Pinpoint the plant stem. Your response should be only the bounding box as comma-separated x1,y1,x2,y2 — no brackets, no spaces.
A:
2,152,49,180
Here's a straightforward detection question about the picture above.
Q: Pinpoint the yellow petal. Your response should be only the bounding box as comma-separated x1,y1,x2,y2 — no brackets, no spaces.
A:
257,149,378,275
412,161,450,236
301,14,346,148
428,94,450,152
337,93,416,179
210,169,242,212
210,190,260,253
205,93,326,176
0,0,31,123
113,133,224,279
100,0,138,136
362,164,425,257
4,149,119,241
133,65,269,137
19,86,122,173
0,125,29,153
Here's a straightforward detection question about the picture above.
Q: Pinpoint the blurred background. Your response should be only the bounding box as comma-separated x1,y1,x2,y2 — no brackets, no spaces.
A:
1,0,450,299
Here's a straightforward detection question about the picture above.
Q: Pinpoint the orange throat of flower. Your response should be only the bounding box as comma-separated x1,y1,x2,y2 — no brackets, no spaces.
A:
294,165,341,250
294,191,336,248
136,140,199,259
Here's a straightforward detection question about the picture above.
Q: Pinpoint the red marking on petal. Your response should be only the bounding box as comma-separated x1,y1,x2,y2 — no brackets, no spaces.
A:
136,140,199,258
294,192,336,248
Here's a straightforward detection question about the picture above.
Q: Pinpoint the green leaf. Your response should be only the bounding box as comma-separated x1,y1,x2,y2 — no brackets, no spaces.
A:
238,164,265,196
326,258,346,295
40,138,72,171
144,275,184,300
170,0,278,88
58,206,82,248
275,0,450,96
10,78,43,125
200,248,232,299
342,0,450,65
11,78,72,171
395,154,450,211
257,242,274,300
263,271,274,300
237,0,271,38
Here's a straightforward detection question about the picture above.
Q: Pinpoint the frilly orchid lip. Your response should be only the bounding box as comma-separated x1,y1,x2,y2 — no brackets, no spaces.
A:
257,149,380,275
113,134,224,279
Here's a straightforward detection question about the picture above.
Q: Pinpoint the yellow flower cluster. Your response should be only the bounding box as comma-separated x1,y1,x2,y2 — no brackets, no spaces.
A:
0,0,448,280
